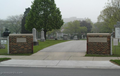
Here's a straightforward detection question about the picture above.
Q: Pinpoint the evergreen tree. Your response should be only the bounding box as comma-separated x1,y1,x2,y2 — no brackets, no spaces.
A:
80,21,92,33
21,8,31,34
25,0,64,39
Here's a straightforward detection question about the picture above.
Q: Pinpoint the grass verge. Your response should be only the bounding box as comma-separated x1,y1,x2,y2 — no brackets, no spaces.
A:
85,54,120,57
112,41,120,56
110,60,120,66
0,44,7,55
79,39,87,40
0,58,11,62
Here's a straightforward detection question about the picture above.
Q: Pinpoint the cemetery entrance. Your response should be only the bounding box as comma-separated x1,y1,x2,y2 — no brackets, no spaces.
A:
31,40,86,60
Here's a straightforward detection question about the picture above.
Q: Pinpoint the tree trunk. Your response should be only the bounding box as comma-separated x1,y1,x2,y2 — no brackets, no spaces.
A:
44,30,47,40
0,39,2,49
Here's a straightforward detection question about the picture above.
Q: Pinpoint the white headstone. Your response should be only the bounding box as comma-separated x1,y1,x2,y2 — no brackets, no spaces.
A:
41,28,45,42
82,35,83,39
73,36,78,40
1,40,7,44
0,39,1,46
63,35,68,40
32,28,37,42
0,31,1,37
56,32,58,38
55,32,58,40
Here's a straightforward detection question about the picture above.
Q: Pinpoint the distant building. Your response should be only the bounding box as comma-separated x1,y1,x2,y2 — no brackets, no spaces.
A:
63,17,84,23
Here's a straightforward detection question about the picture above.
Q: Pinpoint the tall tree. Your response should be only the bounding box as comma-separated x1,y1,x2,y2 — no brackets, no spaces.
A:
63,20,87,35
92,22,108,33
5,15,23,34
80,20,92,33
21,8,32,34
97,0,120,33
25,0,64,39
0,19,5,33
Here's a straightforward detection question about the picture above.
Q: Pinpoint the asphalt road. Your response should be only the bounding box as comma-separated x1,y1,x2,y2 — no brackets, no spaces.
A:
0,67,120,76
40,40,86,52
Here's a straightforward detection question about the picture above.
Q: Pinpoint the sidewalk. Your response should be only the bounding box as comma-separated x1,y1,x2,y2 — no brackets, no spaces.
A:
0,52,119,60
0,55,120,69
0,59,120,69
0,40,120,69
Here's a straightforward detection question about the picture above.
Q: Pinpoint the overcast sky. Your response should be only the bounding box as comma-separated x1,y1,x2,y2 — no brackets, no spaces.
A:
0,0,108,22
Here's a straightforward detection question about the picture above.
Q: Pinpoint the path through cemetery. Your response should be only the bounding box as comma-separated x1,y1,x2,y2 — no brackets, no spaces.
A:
30,40,86,60
1,40,87,60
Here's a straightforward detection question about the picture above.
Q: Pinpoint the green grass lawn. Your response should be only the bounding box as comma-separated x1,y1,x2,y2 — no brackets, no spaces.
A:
33,40,68,53
110,60,120,66
0,44,8,55
85,54,120,57
79,39,87,40
0,40,68,55
112,41,120,56
0,58,11,62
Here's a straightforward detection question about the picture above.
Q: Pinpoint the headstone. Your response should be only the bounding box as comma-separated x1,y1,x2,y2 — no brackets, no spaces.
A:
82,35,83,39
1,40,7,44
0,39,5,49
55,32,58,40
40,28,45,42
0,39,1,49
32,28,39,45
0,44,5,49
63,35,68,40
73,36,78,40
0,31,1,37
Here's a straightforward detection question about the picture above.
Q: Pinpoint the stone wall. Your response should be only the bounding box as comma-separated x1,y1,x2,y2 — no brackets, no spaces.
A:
87,33,111,55
9,34,33,54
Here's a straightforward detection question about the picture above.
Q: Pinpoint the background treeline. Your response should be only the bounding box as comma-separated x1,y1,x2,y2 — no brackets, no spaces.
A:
0,0,119,36
92,0,120,33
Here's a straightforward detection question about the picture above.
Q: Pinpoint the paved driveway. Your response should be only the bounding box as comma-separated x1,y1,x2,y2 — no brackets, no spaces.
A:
29,40,87,60
0,40,87,60
1,40,119,61
40,40,86,52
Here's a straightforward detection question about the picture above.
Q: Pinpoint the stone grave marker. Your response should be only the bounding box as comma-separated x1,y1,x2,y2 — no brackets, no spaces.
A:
73,35,78,40
0,38,6,49
82,35,83,39
63,35,68,40
55,32,58,40
0,31,1,37
40,28,45,42
32,28,39,45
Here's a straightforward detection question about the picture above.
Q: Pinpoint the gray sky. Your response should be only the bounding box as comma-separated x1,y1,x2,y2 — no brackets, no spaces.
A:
0,0,108,22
